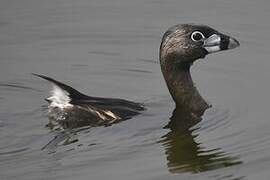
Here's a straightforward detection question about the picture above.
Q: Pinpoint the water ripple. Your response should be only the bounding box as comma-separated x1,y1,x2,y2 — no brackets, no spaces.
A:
0,147,29,156
0,82,40,92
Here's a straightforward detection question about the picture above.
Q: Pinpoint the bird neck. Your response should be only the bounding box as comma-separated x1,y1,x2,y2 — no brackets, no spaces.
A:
160,55,210,116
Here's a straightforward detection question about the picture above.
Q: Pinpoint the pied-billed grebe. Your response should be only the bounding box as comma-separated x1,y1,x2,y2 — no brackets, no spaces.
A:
160,24,239,117
35,24,239,129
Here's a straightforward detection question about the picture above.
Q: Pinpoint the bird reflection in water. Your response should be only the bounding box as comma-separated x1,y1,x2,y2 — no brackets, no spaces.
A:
160,108,242,173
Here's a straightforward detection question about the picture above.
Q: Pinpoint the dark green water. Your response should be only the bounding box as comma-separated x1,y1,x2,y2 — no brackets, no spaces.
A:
1,0,270,179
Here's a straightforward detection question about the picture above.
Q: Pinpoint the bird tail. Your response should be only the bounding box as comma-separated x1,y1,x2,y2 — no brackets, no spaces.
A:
33,74,88,108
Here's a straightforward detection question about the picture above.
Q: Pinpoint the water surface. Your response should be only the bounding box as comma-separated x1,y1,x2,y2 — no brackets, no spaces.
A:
1,0,270,180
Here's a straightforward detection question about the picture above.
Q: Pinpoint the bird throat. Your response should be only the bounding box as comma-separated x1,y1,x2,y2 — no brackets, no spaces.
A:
161,57,210,117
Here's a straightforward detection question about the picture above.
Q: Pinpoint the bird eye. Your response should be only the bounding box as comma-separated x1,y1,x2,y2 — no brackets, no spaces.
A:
191,31,205,42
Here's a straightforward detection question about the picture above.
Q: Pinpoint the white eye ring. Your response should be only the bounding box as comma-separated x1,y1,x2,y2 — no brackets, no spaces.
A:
191,31,205,42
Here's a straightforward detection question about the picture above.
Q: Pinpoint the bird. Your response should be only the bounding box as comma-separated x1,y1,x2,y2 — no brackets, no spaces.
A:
159,24,239,120
35,24,239,129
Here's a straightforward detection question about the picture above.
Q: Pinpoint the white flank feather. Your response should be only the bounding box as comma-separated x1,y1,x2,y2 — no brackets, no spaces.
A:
47,85,73,109
103,110,120,120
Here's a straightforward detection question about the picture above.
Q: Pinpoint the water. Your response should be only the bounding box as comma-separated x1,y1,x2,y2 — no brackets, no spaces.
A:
1,0,270,179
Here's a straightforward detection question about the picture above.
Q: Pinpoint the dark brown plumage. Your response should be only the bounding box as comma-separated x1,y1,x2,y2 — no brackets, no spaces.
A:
35,24,239,129
160,24,239,120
